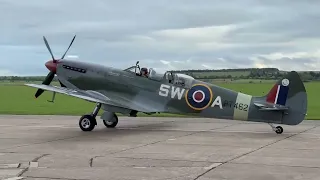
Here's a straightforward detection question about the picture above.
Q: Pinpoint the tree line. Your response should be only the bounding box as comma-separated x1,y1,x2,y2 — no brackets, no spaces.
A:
0,76,58,82
172,68,320,81
1,68,320,82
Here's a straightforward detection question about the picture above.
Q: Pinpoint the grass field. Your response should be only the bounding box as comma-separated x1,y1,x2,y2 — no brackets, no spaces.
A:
192,71,251,78
0,80,319,119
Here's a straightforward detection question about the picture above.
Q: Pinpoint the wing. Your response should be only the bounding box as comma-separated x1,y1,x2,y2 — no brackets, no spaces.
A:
253,101,289,111
25,84,163,113
26,84,120,105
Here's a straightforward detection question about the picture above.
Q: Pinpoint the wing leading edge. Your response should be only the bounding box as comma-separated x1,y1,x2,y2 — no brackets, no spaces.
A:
25,84,116,104
25,84,164,113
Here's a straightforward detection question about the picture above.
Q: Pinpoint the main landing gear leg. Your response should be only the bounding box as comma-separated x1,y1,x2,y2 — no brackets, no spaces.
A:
268,123,283,134
79,103,101,131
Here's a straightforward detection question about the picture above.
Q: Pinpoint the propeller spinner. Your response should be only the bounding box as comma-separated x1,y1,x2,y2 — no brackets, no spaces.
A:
35,35,76,98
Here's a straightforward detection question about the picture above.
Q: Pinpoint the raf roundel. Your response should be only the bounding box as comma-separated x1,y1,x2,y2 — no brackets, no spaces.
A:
185,84,213,110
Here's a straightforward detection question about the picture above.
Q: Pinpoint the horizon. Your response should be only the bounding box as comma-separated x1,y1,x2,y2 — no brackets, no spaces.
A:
1,0,320,76
1,67,319,78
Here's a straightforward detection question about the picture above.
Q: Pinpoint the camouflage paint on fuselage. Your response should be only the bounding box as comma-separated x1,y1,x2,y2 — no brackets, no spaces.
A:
54,60,307,125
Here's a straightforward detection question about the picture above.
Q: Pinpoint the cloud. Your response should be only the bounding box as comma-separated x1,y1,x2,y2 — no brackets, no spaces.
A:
1,0,320,76
150,25,237,42
66,55,79,59
250,50,320,71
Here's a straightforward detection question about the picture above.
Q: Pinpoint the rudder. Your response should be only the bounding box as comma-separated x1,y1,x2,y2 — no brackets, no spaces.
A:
265,71,307,125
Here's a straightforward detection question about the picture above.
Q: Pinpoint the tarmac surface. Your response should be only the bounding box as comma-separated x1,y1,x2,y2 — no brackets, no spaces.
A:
0,115,320,180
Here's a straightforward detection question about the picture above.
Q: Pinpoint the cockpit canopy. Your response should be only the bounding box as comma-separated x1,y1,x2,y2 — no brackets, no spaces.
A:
148,68,163,81
172,73,194,88
123,61,194,88
149,68,194,88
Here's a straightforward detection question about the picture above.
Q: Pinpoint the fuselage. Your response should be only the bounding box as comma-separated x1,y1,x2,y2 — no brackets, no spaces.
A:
54,60,283,124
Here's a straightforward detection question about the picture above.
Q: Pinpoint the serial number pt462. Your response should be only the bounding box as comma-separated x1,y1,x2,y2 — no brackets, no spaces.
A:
223,100,248,111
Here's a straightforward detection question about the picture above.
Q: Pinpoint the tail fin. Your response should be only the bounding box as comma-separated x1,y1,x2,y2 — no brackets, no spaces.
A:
265,71,307,125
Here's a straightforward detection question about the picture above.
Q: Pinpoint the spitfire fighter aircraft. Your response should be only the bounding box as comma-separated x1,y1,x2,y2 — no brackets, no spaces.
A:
26,35,308,134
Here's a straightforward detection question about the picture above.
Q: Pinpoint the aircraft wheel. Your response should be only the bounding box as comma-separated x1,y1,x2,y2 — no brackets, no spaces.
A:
103,114,118,128
275,126,283,134
79,114,96,131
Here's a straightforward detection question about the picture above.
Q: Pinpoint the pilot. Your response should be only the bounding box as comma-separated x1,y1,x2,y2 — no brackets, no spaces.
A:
140,68,149,77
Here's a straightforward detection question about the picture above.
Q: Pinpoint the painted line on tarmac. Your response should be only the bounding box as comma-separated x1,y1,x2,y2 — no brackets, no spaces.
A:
0,125,78,129
3,177,24,180
204,163,222,170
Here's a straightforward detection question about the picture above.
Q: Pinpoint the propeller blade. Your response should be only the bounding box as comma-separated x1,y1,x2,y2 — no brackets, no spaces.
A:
43,36,55,61
42,71,55,85
61,35,76,59
35,71,55,98
35,89,44,99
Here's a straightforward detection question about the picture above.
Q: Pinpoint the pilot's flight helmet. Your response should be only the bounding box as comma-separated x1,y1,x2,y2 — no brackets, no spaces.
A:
141,68,148,74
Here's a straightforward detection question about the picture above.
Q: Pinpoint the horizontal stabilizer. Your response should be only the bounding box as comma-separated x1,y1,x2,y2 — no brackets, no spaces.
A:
253,102,289,111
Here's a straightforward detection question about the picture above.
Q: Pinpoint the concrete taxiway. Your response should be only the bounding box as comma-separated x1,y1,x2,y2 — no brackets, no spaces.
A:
0,115,320,180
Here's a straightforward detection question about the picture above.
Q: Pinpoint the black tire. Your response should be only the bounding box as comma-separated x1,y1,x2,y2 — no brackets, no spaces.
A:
79,114,96,131
103,114,118,128
275,126,283,134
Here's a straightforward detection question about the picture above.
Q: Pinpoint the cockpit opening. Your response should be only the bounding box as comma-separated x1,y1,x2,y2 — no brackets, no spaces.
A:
123,61,153,78
123,61,194,88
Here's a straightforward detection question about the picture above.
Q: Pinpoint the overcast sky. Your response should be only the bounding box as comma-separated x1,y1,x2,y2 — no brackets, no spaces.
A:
1,0,320,76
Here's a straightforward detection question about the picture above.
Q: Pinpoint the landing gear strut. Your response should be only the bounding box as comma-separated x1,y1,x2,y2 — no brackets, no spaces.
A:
269,123,283,134
79,103,101,131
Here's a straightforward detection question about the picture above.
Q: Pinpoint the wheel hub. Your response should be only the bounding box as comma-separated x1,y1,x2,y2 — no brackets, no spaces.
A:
81,118,91,129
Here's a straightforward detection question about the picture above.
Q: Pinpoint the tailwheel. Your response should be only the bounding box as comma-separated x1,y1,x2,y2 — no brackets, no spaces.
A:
275,126,283,134
79,114,96,131
103,113,118,128
268,123,284,134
